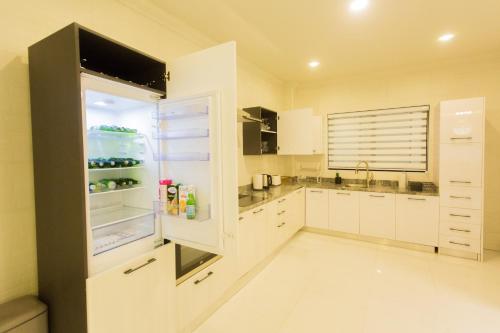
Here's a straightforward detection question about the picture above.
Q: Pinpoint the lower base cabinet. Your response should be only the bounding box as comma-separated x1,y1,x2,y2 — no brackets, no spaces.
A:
86,244,175,333
306,188,329,228
396,194,439,246
359,192,396,240
329,190,359,234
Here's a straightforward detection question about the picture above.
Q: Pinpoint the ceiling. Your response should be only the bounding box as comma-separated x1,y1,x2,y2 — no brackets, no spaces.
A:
148,0,500,82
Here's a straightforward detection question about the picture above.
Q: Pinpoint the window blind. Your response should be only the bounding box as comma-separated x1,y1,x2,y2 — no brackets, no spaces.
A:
328,105,429,172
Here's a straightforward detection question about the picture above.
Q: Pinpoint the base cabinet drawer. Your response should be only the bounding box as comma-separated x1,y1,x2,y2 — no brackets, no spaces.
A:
440,207,481,225
440,187,483,209
440,221,481,239
439,234,480,253
176,257,232,333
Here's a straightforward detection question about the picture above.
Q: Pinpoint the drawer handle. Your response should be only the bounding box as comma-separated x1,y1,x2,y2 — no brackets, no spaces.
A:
408,197,426,201
449,180,472,184
369,194,385,198
449,213,471,218
449,227,471,233
310,190,323,193
124,258,156,275
278,198,287,203
450,195,471,200
450,137,472,140
277,222,286,228
277,210,286,216
449,241,471,247
253,208,264,215
194,271,213,285
239,216,244,221
336,192,351,196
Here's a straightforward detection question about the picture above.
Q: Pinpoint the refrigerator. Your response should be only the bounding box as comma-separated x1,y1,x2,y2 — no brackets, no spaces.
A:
81,43,238,276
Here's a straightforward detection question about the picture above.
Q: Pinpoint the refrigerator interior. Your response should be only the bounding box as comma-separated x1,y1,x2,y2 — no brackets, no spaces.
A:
84,89,159,258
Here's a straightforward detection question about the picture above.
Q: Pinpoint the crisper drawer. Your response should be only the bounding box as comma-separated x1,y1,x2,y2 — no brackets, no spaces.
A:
440,221,481,239
440,207,482,225
440,97,484,144
176,257,231,332
439,234,480,253
439,143,483,188
439,187,483,209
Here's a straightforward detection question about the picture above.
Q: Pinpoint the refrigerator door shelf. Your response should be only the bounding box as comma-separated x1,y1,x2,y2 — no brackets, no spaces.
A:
154,152,210,161
154,101,209,120
153,128,209,140
153,201,210,223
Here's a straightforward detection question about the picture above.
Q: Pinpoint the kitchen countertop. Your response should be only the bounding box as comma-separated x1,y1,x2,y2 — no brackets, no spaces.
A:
239,178,439,214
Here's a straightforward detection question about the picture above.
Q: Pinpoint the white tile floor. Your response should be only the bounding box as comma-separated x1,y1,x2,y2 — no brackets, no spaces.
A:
195,231,500,333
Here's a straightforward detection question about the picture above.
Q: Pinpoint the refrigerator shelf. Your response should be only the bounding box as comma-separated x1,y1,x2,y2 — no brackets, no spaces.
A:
154,103,209,120
89,165,145,172
87,129,145,140
91,206,154,230
154,152,210,161
153,128,209,140
89,185,145,197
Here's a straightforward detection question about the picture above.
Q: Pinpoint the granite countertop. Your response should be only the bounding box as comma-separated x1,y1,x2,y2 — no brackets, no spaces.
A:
239,178,439,214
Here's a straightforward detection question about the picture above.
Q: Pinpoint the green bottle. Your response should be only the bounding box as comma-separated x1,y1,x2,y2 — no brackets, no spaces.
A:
186,193,196,220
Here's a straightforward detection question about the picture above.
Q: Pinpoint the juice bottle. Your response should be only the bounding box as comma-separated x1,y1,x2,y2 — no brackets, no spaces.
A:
186,193,196,220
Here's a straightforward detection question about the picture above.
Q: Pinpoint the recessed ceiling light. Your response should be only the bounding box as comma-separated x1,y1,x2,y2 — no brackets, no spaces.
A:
308,60,320,68
438,33,455,42
349,0,369,12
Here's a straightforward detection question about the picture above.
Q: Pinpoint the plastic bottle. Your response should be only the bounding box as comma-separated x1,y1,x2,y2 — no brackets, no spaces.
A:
186,193,196,220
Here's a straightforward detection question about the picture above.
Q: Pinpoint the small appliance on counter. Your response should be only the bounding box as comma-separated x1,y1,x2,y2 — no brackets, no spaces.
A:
252,174,264,190
263,174,272,189
271,175,282,186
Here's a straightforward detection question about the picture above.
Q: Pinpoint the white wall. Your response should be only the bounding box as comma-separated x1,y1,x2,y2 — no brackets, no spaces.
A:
292,52,500,250
0,0,287,303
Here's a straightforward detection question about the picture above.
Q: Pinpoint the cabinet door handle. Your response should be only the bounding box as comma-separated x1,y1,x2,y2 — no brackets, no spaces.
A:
450,137,472,140
450,195,471,200
277,222,286,228
124,258,156,275
449,241,470,247
449,213,471,218
449,227,471,233
277,210,286,216
309,190,323,193
239,216,244,221
253,208,264,215
369,194,385,198
408,197,426,201
336,192,351,196
194,271,213,285
449,180,472,184
278,198,287,203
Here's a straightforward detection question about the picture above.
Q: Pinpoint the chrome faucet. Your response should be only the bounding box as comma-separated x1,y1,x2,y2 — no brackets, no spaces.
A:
355,161,370,188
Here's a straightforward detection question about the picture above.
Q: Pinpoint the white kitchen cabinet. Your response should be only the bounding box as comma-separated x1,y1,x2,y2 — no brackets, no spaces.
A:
237,206,267,277
278,108,322,155
328,190,360,234
439,143,483,187
306,188,329,229
290,188,306,233
439,187,483,210
359,192,396,240
440,97,485,144
176,257,232,333
395,195,439,246
86,245,175,333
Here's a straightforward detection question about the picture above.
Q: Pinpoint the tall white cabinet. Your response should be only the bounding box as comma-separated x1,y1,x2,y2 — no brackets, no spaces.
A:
439,97,485,260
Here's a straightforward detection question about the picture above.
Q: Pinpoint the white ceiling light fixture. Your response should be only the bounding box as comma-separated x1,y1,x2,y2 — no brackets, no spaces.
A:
308,60,320,69
349,0,370,12
438,33,455,42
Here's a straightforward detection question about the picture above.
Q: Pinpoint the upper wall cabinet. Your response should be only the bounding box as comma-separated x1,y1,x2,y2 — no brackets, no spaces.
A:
242,107,278,155
278,108,323,155
440,97,484,144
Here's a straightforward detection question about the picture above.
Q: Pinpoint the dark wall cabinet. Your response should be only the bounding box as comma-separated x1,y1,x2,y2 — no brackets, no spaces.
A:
242,107,278,155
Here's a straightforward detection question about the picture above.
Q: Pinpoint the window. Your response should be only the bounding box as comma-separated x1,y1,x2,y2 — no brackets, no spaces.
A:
327,105,429,172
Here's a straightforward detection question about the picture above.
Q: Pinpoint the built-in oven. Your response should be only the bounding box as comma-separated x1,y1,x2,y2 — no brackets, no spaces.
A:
175,244,219,284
